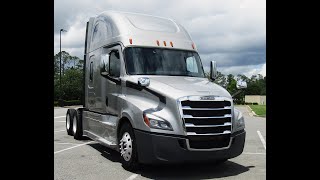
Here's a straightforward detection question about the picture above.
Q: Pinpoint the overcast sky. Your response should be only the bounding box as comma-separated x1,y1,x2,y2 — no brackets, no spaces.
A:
54,0,265,77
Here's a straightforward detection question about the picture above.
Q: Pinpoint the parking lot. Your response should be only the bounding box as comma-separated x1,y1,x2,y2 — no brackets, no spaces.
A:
54,105,266,180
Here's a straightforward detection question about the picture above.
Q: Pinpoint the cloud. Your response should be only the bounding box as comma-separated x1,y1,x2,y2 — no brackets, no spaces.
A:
54,15,87,57
215,63,266,78
259,63,266,77
54,0,266,76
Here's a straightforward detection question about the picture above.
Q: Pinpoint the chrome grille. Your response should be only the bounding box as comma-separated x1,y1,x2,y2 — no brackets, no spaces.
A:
179,97,232,150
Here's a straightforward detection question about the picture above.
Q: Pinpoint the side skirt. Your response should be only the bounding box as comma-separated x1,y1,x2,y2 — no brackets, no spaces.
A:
83,130,118,151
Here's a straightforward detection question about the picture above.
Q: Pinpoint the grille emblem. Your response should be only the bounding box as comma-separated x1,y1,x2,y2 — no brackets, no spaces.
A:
200,96,216,100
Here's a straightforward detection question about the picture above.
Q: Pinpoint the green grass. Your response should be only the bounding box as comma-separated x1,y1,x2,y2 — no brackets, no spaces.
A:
249,105,266,117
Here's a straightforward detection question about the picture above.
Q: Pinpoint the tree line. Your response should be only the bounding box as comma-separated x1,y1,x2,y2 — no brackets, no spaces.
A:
54,51,84,104
54,51,266,105
205,72,266,104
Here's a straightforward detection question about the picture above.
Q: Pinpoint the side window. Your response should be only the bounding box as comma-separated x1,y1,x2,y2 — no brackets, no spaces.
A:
186,56,198,73
89,61,93,81
92,21,109,46
91,23,99,44
109,50,120,77
100,21,109,39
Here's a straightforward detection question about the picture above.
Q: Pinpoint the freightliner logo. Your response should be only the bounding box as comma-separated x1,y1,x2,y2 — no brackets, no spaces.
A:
200,96,216,100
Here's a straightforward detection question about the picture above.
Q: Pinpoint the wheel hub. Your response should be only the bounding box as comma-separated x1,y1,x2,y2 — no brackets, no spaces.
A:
120,132,133,161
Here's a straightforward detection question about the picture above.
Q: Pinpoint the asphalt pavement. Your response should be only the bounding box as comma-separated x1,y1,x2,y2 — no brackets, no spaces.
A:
54,105,266,180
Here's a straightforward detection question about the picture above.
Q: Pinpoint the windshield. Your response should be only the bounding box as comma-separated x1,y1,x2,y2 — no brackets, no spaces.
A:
124,47,205,77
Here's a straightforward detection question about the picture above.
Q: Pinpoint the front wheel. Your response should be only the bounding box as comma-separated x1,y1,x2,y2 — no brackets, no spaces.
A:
119,122,139,171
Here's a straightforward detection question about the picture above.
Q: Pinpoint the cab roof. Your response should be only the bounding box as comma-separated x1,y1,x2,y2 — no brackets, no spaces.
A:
87,11,197,52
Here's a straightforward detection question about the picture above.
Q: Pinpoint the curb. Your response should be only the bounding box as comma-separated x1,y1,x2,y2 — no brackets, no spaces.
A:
246,105,257,116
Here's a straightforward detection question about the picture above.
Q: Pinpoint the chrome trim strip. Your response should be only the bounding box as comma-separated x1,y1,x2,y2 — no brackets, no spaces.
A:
185,130,245,151
187,130,231,136
182,106,232,110
101,121,116,127
185,122,232,127
177,98,186,132
183,114,232,119
84,130,117,146
181,95,232,102
178,95,233,137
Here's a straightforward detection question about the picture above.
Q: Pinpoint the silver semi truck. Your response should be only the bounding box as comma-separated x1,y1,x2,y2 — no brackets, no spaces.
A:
65,11,247,170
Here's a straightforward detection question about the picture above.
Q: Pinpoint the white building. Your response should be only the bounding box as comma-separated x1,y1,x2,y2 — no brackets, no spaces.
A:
245,95,266,105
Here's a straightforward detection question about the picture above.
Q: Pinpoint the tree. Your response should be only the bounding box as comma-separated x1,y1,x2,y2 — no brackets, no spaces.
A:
215,71,227,88
250,74,258,82
70,55,83,69
226,74,237,95
203,71,266,104
257,74,264,80
236,74,249,82
204,71,227,88
54,51,84,102
56,68,83,100
53,51,72,76
76,59,84,69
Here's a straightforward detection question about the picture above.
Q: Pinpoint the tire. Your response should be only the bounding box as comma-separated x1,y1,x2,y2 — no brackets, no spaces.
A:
73,109,83,140
119,122,139,171
66,109,76,136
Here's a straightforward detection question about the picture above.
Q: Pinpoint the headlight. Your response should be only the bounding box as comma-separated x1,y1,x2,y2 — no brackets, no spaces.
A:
234,109,245,131
143,113,173,131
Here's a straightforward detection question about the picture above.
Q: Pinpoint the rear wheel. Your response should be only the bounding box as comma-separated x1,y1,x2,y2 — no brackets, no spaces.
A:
73,109,83,140
119,122,139,171
66,109,76,136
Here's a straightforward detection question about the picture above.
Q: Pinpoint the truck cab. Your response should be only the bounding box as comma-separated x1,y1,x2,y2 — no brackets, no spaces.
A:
65,11,246,170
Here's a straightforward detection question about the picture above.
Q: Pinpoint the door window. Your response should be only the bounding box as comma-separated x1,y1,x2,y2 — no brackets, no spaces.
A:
186,56,199,73
109,50,120,77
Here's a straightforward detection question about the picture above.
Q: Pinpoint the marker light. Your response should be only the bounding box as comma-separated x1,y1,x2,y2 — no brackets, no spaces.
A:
192,43,195,49
170,41,173,47
163,41,167,46
129,38,132,44
143,114,150,127
156,40,160,46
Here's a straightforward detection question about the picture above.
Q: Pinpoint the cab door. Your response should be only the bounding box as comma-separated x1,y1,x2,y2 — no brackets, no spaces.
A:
87,55,96,109
101,45,122,116
98,45,122,142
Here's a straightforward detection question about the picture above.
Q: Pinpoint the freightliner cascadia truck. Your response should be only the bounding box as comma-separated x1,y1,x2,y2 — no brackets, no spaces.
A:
65,11,247,170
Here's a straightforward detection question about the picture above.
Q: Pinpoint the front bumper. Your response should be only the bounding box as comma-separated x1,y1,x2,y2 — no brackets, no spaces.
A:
134,129,245,164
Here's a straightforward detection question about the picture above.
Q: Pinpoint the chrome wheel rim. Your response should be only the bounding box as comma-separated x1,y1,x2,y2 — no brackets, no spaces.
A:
73,116,77,134
66,114,70,130
120,132,133,161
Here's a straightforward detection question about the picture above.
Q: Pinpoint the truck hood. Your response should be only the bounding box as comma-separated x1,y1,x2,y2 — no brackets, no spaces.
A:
127,75,232,100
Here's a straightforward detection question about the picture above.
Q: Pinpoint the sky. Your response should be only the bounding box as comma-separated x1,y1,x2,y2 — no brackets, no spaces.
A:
54,0,266,77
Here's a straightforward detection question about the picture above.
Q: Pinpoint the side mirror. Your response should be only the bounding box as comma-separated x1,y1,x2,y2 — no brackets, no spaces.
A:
210,61,217,80
100,54,110,76
138,77,150,87
236,80,247,89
